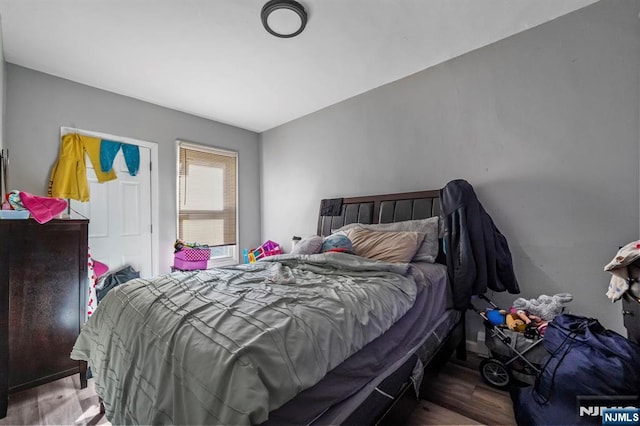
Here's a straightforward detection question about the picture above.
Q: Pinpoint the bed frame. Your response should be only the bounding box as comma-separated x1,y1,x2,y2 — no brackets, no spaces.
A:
316,189,466,425
317,189,441,237
93,189,466,425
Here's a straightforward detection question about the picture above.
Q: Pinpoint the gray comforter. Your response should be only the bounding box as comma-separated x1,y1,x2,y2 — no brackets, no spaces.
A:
71,252,420,425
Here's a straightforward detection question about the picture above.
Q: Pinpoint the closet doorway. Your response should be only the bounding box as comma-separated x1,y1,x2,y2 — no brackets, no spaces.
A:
65,127,159,278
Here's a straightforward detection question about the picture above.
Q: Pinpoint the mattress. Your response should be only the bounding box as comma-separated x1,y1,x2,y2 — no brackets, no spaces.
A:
71,253,431,425
265,262,458,425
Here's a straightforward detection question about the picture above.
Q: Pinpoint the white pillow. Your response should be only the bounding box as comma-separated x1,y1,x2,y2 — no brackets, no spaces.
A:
333,216,439,263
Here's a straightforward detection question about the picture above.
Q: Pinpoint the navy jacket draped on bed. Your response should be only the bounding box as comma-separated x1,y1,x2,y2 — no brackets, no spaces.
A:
440,179,520,309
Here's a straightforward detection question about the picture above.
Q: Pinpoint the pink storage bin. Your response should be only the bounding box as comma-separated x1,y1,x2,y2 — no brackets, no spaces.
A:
174,247,210,270
174,258,208,271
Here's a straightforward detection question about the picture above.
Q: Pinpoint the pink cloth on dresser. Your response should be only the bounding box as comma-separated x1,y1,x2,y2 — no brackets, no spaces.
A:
19,191,67,224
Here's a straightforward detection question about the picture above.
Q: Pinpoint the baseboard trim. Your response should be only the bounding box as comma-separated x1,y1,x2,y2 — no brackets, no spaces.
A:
466,339,481,354
465,331,490,357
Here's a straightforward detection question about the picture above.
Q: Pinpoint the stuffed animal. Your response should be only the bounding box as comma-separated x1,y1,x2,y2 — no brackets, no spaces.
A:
174,239,187,253
515,309,531,324
512,293,573,321
486,309,506,325
505,313,527,332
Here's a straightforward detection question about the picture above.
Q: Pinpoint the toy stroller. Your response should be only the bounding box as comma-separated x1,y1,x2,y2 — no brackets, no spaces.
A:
470,295,547,389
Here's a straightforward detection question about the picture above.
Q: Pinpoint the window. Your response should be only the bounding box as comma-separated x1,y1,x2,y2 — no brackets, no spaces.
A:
177,141,238,265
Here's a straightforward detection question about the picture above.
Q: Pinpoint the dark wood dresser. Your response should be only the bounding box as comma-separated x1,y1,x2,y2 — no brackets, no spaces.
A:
0,218,89,418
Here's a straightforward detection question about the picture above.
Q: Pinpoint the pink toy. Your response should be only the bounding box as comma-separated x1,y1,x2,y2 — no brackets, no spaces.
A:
250,240,282,262
93,260,109,278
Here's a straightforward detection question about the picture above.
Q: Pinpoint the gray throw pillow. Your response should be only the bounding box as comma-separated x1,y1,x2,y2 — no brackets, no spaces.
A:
291,235,323,255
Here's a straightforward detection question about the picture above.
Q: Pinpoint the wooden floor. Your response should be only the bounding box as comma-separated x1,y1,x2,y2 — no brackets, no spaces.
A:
410,354,517,425
0,354,516,425
0,376,110,426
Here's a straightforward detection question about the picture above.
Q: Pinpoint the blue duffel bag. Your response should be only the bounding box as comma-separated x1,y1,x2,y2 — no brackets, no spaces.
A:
511,314,640,425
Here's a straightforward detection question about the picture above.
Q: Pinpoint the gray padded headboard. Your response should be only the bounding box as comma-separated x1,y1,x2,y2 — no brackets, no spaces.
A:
317,189,441,237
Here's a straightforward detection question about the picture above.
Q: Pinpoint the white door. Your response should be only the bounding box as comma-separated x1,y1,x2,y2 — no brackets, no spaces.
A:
72,146,153,278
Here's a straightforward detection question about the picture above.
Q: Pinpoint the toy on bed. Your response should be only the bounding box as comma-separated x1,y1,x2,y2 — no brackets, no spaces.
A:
248,240,282,262
321,234,354,254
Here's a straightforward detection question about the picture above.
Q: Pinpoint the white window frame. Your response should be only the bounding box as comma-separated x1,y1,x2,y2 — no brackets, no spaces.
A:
176,141,239,267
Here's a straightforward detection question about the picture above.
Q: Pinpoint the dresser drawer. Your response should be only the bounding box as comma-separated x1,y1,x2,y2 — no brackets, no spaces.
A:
622,292,640,344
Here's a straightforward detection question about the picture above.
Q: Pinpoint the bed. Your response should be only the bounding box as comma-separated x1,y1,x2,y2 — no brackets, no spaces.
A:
71,189,468,425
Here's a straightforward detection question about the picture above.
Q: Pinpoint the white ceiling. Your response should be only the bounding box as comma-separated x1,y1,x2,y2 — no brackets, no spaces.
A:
0,0,598,133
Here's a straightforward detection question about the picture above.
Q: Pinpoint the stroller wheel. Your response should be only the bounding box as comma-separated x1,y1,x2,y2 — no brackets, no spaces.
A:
479,358,511,389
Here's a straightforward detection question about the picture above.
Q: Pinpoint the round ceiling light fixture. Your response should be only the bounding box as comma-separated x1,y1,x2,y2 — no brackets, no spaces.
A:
261,0,307,38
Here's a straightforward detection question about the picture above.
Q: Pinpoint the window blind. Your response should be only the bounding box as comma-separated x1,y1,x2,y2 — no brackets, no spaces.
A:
178,144,237,247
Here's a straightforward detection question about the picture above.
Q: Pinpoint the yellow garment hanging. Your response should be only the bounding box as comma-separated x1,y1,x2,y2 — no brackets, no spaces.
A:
48,133,117,201
83,136,117,183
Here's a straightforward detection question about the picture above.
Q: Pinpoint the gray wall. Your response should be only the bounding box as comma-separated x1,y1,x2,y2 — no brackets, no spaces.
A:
6,64,261,273
261,0,640,336
0,17,5,152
